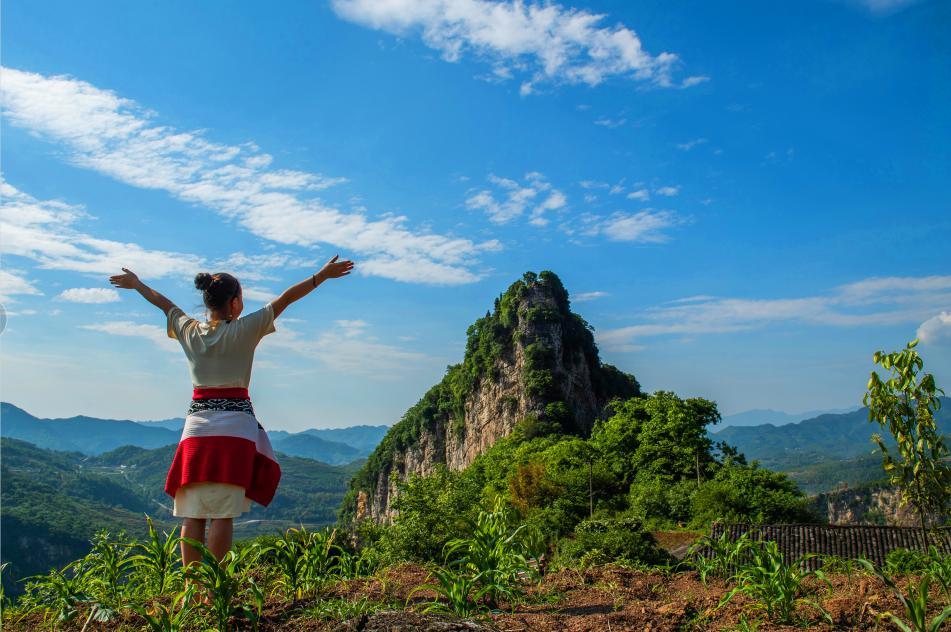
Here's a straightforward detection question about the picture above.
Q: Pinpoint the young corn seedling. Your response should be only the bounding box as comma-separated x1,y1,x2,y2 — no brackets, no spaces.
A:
719,540,831,624
409,564,490,619
857,559,951,632
256,527,308,599
130,585,197,632
128,516,182,596
182,538,264,632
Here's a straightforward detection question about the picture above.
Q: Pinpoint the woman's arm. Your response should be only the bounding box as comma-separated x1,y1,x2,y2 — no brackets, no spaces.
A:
109,268,177,315
271,254,354,319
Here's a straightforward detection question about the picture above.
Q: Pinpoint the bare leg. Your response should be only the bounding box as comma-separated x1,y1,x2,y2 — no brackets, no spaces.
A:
207,518,234,561
180,518,207,567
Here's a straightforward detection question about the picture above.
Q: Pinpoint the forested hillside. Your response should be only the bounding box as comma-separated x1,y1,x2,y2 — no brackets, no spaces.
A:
0,438,360,595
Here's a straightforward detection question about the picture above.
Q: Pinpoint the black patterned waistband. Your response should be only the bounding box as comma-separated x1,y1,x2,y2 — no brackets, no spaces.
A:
187,398,255,416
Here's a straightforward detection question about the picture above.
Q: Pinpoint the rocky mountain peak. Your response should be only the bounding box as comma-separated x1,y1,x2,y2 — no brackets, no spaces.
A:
342,271,640,523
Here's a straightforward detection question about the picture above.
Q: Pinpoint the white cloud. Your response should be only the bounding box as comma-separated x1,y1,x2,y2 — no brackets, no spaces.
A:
331,0,694,93
590,210,682,243
1,67,498,285
241,286,275,302
59,288,120,304
261,320,435,377
626,188,650,202
676,138,707,151
680,75,709,88
0,269,43,303
80,321,180,352
573,290,608,302
579,180,608,190
335,319,369,338
466,172,566,226
594,117,626,128
599,276,951,351
1,180,203,279
917,312,951,346
655,185,680,197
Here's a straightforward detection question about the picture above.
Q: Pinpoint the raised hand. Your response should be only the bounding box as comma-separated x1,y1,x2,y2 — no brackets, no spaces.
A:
318,255,354,280
109,267,142,290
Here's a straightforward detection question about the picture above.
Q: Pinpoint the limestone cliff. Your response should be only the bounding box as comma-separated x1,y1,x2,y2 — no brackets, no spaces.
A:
342,271,640,523
814,484,946,527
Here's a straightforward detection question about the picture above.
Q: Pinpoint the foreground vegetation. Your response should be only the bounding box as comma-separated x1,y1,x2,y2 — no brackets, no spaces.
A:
2,507,949,631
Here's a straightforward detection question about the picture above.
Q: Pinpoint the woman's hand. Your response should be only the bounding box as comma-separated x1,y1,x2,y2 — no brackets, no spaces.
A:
317,255,354,281
109,268,142,290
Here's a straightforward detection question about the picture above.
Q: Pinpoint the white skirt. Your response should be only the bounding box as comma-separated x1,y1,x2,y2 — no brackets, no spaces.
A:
173,481,252,519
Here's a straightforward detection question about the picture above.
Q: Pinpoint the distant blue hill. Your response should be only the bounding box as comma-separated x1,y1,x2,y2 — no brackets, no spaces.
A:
719,407,855,428
0,402,179,454
712,398,951,470
138,420,390,454
0,402,390,465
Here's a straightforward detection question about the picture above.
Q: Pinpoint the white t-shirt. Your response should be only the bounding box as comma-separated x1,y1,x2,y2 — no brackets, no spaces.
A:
167,303,276,388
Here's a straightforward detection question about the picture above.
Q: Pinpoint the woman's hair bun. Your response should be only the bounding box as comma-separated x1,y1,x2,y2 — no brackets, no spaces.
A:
194,272,214,291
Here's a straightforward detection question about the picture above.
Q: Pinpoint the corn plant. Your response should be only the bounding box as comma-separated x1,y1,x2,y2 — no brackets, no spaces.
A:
719,539,831,624
0,562,9,622
129,516,182,596
300,527,343,591
21,561,91,628
409,565,490,618
302,596,388,621
256,527,308,599
81,530,134,614
182,538,264,632
857,559,951,632
443,499,536,608
130,586,197,632
923,547,951,599
334,548,380,580
688,531,751,585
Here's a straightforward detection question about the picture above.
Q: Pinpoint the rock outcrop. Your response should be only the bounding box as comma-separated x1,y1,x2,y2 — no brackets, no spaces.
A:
814,484,945,527
343,271,640,523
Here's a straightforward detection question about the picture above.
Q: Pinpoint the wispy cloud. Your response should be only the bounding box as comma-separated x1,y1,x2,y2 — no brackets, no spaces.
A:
466,172,566,226
594,117,626,128
676,138,707,151
1,67,499,285
0,269,43,303
80,321,180,352
0,180,203,279
58,288,120,304
261,320,435,378
655,185,680,197
626,188,650,202
580,210,684,243
331,0,698,94
599,276,951,352
573,291,609,302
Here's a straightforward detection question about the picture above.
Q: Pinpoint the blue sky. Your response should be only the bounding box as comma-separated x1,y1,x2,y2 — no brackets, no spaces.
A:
1,0,949,431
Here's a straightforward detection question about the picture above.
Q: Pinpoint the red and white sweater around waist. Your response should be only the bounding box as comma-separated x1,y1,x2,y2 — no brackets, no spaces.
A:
164,387,281,506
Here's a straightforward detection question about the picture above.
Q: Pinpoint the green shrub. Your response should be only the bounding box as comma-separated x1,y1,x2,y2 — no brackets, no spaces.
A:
553,517,671,568
375,467,481,564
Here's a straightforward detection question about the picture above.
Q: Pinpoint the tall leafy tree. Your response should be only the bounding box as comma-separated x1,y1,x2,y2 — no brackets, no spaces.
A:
864,339,950,536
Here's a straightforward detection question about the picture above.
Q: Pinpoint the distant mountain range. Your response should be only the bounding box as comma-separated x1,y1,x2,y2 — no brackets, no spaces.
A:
718,407,855,428
712,399,951,492
0,402,390,465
